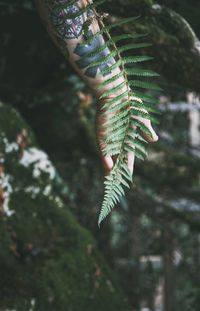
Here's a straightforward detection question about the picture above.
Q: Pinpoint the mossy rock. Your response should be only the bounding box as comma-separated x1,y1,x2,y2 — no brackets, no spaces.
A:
156,0,200,37
0,103,130,311
102,0,200,94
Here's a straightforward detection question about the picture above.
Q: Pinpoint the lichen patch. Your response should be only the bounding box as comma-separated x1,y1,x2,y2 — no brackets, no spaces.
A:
19,147,56,179
0,173,15,217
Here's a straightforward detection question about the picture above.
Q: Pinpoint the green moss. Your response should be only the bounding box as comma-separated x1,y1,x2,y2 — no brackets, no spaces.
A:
0,104,130,311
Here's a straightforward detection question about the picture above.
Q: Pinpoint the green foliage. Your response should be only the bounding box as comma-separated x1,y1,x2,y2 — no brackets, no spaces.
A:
56,0,160,226
83,17,93,40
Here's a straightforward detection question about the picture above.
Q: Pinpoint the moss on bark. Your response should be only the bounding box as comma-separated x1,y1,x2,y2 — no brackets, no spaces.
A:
0,103,130,311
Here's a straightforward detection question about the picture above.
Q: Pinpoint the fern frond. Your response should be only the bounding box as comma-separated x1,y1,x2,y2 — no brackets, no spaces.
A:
133,101,160,114
98,161,132,226
102,99,129,114
80,17,141,48
105,148,123,157
79,41,110,59
130,119,153,137
123,56,154,64
103,142,122,153
125,139,148,157
83,0,160,226
103,127,127,143
107,16,140,31
112,33,148,43
132,91,160,105
80,40,150,60
105,115,129,133
64,0,106,19
99,60,121,75
103,108,129,125
127,128,148,143
80,29,105,47
129,80,162,91
118,43,151,53
131,108,159,123
120,163,133,182
97,72,124,88
100,81,126,99
126,68,159,77
102,91,129,109
116,175,130,189
87,50,117,68
98,69,159,90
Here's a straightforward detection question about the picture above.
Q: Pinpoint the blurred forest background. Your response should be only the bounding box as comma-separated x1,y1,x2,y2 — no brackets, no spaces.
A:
0,0,200,310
